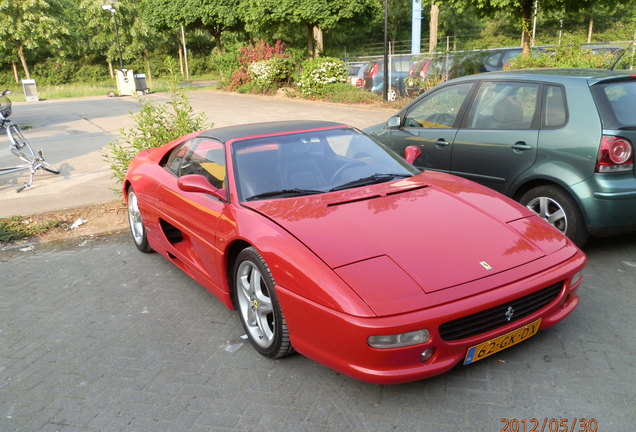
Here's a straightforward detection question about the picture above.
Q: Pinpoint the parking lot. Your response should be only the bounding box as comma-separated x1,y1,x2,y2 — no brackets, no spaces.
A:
1,91,635,431
1,231,635,432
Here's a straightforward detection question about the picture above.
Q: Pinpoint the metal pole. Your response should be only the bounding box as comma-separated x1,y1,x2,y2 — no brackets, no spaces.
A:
383,0,388,101
111,10,124,69
181,25,189,79
531,0,538,47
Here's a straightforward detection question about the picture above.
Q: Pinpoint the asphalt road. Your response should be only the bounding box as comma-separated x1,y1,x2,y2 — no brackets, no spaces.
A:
1,231,636,432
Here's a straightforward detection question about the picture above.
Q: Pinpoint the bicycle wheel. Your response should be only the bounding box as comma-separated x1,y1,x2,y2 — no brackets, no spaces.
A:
8,124,34,156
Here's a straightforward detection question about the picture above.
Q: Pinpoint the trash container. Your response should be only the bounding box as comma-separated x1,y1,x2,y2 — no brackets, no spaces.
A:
21,79,39,102
134,74,149,95
115,69,136,96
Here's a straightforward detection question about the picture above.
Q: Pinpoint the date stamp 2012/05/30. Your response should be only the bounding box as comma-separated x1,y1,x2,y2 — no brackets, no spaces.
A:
500,418,598,432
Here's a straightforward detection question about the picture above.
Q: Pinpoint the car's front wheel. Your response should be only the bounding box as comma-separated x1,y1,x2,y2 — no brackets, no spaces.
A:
520,185,589,248
233,247,294,358
127,187,152,253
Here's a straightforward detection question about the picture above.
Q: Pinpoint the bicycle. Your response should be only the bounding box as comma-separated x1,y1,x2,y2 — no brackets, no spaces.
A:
0,89,60,192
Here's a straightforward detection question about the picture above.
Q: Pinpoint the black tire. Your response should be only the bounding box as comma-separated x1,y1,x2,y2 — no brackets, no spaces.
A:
41,161,60,175
127,187,152,253
233,247,294,359
519,185,589,248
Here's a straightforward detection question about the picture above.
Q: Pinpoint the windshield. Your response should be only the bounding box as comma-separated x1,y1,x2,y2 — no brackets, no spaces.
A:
232,127,418,201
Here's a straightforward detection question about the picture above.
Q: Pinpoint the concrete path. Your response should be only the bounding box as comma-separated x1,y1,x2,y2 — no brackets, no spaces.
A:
0,91,392,218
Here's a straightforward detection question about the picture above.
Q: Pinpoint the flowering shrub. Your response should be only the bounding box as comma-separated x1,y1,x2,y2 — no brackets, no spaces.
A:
248,57,293,85
228,39,289,91
296,57,348,97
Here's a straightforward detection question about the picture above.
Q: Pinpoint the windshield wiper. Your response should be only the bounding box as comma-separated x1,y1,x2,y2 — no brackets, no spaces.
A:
246,188,324,201
329,173,412,192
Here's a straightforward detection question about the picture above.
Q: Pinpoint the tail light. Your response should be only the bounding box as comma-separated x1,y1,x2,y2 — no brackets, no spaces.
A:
596,136,633,173
355,78,364,87
368,63,379,78
419,61,430,78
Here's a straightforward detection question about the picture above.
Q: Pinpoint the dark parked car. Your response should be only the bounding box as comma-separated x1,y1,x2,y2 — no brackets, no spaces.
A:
363,55,417,101
366,69,636,247
346,62,367,87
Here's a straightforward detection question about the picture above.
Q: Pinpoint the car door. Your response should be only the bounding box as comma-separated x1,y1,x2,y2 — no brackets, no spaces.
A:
378,81,476,172
451,80,541,194
156,137,228,287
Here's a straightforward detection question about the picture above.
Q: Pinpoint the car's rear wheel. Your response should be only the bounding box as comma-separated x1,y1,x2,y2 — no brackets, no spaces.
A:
233,247,294,359
520,185,589,248
127,187,152,253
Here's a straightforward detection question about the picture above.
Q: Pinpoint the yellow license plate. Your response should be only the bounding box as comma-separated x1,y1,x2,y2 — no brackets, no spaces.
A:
464,318,542,365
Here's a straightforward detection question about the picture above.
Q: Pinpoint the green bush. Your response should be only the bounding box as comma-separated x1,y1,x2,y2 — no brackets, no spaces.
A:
506,39,616,70
296,57,348,97
32,58,76,85
103,77,210,190
74,64,109,83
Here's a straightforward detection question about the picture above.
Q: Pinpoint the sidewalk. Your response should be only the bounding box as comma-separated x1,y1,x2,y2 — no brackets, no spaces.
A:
0,90,392,218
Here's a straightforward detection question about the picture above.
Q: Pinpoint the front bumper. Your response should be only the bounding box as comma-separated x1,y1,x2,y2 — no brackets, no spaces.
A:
276,248,586,384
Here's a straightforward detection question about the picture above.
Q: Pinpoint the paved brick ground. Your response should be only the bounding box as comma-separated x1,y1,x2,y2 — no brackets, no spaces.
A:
1,233,635,432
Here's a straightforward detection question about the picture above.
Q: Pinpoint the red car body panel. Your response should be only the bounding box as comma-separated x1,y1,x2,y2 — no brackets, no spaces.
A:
123,122,586,384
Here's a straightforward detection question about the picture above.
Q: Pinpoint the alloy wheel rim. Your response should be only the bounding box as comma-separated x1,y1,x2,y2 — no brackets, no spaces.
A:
127,192,144,245
236,260,275,348
526,196,568,234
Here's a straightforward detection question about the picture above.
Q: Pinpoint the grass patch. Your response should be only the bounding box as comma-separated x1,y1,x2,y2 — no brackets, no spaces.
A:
0,216,61,243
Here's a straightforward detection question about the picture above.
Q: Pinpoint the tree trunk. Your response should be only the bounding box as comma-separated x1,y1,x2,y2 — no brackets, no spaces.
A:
107,60,114,79
307,23,315,58
178,45,185,77
144,49,153,87
313,25,324,57
17,45,31,79
429,3,439,53
520,0,532,55
12,61,19,83
213,31,223,53
587,16,594,43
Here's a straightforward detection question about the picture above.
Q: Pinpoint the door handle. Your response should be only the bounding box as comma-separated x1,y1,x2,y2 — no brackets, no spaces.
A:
435,138,450,148
511,141,532,151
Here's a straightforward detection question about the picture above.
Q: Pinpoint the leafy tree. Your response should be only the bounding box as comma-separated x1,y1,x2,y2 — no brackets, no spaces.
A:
243,0,380,57
0,0,69,80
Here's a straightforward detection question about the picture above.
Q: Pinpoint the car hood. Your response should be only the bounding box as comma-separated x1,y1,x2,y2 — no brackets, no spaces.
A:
243,173,567,296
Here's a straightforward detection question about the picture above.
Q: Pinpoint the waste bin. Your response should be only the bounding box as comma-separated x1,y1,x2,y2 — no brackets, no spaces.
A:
21,79,39,102
134,74,149,95
115,69,136,96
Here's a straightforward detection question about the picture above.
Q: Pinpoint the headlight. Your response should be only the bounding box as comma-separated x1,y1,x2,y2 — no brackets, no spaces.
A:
367,329,430,349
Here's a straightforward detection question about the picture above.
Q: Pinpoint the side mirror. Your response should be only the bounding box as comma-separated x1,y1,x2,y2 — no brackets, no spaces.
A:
177,174,227,201
403,145,422,165
386,116,401,128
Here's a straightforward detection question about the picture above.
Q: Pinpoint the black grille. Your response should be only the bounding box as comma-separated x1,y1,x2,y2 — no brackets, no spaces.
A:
439,281,563,341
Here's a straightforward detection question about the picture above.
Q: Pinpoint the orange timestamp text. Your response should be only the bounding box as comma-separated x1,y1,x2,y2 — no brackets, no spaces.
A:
500,418,598,432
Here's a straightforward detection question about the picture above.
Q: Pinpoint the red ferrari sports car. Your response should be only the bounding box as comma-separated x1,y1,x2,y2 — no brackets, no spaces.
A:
123,120,586,384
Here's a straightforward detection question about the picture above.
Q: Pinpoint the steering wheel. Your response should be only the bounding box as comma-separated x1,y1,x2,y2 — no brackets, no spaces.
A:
330,160,366,183
427,113,456,126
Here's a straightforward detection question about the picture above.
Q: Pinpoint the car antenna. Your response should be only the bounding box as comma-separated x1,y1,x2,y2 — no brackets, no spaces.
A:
608,37,635,71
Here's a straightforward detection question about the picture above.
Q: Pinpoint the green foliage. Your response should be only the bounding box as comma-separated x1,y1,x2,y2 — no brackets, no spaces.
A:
32,58,77,85
103,65,211,190
506,39,616,70
308,83,382,103
296,57,348,97
0,216,60,243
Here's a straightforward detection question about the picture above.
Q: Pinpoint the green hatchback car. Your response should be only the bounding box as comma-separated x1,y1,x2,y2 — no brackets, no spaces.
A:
366,69,636,247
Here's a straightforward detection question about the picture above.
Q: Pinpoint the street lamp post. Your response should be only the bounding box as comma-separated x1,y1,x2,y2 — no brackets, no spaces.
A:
102,3,124,70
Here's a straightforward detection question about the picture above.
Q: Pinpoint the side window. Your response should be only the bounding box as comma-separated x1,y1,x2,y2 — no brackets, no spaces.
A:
467,81,539,130
404,82,473,129
178,138,226,189
164,142,189,175
543,85,567,128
